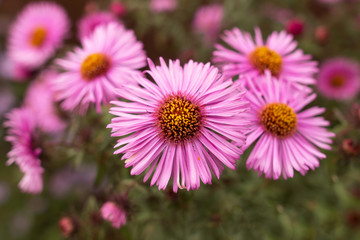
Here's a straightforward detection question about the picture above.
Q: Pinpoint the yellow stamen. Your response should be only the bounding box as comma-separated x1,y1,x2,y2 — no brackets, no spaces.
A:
30,27,47,47
81,53,111,81
249,46,283,76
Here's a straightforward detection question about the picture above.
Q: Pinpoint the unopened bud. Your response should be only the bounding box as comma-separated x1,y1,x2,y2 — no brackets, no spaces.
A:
58,217,77,238
286,19,304,37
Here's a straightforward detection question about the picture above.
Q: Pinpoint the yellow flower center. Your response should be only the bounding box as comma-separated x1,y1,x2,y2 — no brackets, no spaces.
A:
80,53,111,81
156,95,203,143
249,46,283,76
260,103,297,137
330,76,345,87
30,27,47,47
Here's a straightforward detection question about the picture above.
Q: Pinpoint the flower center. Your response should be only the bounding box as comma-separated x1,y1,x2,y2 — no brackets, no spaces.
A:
260,103,297,137
30,27,47,47
330,76,345,87
249,46,283,76
81,53,111,81
156,95,203,143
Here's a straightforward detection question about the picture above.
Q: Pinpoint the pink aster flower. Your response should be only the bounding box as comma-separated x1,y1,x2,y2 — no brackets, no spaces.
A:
317,58,360,100
108,58,249,192
150,0,178,13
242,73,334,179
192,4,224,45
25,70,66,133
7,2,70,69
77,11,118,39
213,28,318,87
4,108,44,194
100,201,127,229
54,22,147,114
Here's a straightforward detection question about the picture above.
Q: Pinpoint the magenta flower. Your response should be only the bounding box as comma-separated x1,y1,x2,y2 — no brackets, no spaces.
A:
7,2,70,69
317,58,360,100
25,70,66,133
150,0,178,13
100,201,127,229
110,2,127,17
4,108,44,194
193,4,223,44
108,58,248,192
242,73,334,179
54,23,147,114
77,11,118,39
213,28,318,86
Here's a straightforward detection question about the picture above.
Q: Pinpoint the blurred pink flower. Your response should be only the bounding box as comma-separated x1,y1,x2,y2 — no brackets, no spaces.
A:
242,73,334,179
4,108,44,194
286,18,305,37
150,0,178,12
110,2,127,17
25,70,66,133
193,4,223,45
108,58,248,192
317,58,360,100
0,55,32,81
77,11,118,39
7,2,70,69
213,28,318,88
54,23,147,114
101,201,126,229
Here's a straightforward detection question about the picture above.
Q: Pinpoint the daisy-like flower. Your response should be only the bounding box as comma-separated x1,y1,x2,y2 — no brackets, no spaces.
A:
192,4,223,45
77,11,118,39
7,2,70,69
25,70,66,133
108,58,248,192
243,73,334,179
54,22,147,114
317,58,360,100
150,0,178,13
213,28,318,86
4,108,44,194
100,201,127,229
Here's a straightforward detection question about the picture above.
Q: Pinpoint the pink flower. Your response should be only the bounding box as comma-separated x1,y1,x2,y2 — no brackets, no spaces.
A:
193,4,223,44
150,0,178,12
286,18,305,37
25,70,66,133
317,58,360,100
7,2,70,69
242,73,334,179
213,28,318,87
108,58,248,192
110,2,127,17
100,202,126,229
77,11,118,39
54,23,147,114
4,108,44,194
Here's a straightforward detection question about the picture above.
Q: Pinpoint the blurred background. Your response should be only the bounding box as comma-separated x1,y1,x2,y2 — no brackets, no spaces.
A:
1,0,360,239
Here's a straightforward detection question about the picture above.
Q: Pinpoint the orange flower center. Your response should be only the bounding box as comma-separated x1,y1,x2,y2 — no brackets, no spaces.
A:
81,53,111,81
249,46,283,76
260,103,297,137
30,27,47,47
156,95,203,143
330,76,345,87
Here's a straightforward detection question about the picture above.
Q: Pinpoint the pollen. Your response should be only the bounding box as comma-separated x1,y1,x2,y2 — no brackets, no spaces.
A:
156,95,203,143
81,53,111,81
249,46,283,76
30,27,47,47
260,103,297,137
330,76,345,87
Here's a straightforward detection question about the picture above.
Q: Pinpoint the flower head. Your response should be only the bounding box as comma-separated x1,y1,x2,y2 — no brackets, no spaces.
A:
4,108,44,194
317,58,360,100
100,201,126,229
25,70,66,133
213,28,318,87
54,23,147,114
77,11,118,39
192,4,223,44
243,73,334,179
7,2,70,69
108,58,248,192
150,0,178,13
